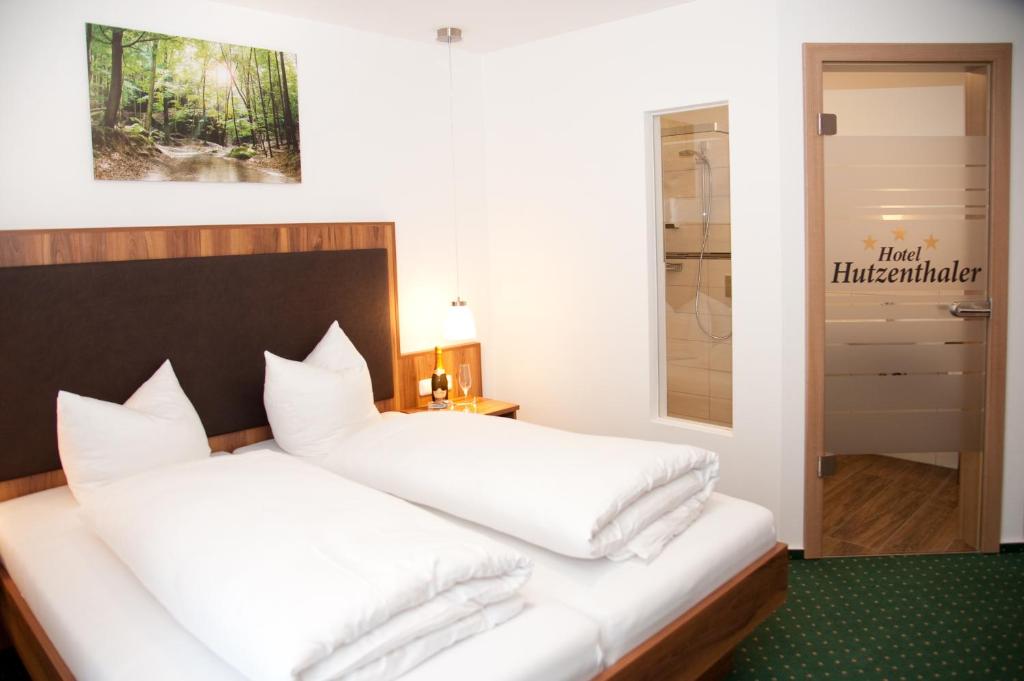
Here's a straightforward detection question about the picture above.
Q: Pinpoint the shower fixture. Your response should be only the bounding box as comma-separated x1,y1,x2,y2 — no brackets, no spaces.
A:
678,148,710,164
681,142,731,342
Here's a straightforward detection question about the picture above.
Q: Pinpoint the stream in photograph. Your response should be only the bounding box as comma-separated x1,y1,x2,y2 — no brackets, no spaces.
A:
146,144,289,183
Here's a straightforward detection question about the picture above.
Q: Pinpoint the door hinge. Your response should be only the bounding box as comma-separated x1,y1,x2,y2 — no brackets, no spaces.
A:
818,113,837,136
817,455,837,478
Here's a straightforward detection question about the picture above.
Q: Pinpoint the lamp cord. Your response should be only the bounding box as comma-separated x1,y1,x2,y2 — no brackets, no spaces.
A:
447,36,461,301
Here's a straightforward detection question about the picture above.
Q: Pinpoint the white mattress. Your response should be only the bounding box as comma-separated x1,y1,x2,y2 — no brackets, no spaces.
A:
0,487,602,681
234,438,778,665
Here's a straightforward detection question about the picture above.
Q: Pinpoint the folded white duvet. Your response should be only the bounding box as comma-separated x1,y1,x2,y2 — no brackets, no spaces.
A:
320,412,719,561
78,451,532,681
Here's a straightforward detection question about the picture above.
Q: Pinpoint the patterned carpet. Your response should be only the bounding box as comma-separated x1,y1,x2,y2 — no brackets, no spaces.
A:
729,549,1024,680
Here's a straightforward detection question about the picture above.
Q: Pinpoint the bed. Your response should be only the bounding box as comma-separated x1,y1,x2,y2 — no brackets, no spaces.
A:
0,222,787,681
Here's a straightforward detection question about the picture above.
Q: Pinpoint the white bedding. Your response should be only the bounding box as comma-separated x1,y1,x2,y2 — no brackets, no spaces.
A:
430,492,777,663
0,487,603,681
77,451,532,681
310,411,719,561
241,437,779,665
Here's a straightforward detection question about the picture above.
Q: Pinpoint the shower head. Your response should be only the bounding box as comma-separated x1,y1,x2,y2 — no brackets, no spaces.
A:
679,148,710,165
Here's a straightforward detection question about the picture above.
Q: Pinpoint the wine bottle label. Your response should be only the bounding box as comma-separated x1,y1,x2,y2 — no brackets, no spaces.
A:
431,347,448,402
431,372,448,401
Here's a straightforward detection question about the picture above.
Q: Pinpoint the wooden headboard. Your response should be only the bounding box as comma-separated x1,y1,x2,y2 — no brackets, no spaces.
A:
0,222,401,501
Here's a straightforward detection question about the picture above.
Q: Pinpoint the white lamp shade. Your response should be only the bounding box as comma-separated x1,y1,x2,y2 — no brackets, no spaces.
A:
443,302,477,341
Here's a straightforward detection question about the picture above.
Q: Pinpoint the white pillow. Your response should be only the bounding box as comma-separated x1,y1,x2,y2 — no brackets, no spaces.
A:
263,321,380,459
305,320,369,374
57,360,211,502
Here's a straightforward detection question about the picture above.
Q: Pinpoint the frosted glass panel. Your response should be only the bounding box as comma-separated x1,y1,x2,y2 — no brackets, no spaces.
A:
826,411,982,454
827,164,988,191
823,78,990,456
825,342,985,375
826,135,988,165
826,373,984,411
827,298,958,320
825,318,985,344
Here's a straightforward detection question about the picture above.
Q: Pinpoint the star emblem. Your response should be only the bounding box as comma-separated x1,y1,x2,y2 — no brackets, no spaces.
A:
923,234,939,250
863,235,877,250
891,227,906,241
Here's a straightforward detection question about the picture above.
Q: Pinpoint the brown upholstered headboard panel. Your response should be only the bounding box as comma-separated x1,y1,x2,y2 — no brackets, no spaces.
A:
0,223,401,484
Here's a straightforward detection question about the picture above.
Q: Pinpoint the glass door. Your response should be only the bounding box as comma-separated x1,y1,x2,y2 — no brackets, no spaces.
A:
820,63,991,556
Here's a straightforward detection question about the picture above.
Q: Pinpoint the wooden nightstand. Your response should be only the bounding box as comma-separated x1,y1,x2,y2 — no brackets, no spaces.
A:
401,398,519,419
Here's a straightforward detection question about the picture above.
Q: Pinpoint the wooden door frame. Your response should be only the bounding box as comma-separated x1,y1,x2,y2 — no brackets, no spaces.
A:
802,43,1012,558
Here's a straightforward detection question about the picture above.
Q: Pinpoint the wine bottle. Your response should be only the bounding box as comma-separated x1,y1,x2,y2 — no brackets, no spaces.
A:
431,346,449,403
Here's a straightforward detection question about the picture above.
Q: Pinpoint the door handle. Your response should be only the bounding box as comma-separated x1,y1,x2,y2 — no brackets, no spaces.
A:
949,300,992,318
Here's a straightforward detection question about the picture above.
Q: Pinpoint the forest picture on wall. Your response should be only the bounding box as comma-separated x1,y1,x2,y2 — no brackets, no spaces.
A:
87,23,301,183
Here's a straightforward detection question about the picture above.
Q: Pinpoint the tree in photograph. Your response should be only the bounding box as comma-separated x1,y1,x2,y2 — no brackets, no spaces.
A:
220,44,259,150
227,81,238,145
243,54,267,154
251,49,273,157
265,51,282,147
97,28,161,128
160,43,170,130
145,39,159,129
86,24,93,85
278,51,296,149
102,28,124,127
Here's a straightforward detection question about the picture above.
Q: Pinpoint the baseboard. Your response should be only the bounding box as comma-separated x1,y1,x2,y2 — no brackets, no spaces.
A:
786,544,1019,559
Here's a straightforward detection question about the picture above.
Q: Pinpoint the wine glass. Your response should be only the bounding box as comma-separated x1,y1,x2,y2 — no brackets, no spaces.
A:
458,363,473,405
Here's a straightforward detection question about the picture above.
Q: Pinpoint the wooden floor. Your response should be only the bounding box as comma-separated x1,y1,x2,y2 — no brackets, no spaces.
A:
822,455,975,557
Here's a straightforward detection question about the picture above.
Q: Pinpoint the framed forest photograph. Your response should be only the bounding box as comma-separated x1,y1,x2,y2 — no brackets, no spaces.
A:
86,23,301,183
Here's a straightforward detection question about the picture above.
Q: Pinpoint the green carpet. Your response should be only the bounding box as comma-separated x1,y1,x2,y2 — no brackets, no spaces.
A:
729,550,1024,680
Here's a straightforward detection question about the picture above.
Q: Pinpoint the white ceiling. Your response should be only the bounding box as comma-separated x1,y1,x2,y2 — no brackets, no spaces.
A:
214,0,695,53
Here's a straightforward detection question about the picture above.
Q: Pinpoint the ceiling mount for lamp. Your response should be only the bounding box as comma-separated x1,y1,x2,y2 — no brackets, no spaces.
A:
436,27,462,44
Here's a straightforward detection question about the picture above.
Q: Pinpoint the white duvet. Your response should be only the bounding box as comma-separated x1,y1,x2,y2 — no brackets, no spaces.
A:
78,450,532,681
320,412,719,561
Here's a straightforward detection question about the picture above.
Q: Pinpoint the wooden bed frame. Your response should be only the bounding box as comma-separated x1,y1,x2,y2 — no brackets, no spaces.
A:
0,222,787,681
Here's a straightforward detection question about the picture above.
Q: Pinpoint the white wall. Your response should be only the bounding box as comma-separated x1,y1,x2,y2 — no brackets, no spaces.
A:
482,0,1023,547
482,0,786,529
0,0,488,354
776,0,1024,546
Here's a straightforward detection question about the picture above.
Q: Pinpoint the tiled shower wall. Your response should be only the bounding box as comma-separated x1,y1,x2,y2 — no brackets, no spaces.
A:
662,106,732,426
